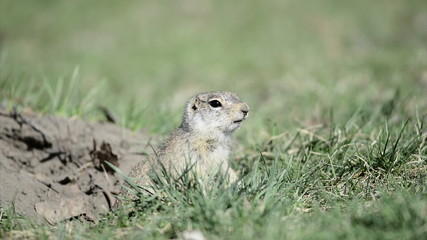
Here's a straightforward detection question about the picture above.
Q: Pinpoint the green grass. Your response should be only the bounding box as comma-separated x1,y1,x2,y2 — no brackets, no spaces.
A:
1,0,427,239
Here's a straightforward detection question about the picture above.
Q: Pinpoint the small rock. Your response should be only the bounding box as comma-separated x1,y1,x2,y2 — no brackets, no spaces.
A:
182,230,206,240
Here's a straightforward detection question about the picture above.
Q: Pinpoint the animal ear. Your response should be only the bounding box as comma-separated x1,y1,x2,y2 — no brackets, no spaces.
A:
191,97,201,111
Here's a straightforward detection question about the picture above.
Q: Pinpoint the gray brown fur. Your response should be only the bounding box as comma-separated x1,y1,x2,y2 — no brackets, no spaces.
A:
127,91,249,193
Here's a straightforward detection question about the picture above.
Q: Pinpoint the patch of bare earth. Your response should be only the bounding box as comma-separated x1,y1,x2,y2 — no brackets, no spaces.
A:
0,109,149,224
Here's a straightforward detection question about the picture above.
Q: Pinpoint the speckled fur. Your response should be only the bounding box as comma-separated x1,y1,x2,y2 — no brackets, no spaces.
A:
127,91,249,191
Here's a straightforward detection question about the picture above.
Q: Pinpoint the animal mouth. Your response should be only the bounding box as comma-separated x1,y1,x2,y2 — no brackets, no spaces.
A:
233,119,244,123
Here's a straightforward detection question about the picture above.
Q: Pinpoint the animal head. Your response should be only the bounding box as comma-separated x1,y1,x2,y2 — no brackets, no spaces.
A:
181,91,249,135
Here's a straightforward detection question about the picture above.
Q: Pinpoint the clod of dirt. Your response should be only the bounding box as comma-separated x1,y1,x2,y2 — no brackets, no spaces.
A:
0,110,150,224
90,141,119,174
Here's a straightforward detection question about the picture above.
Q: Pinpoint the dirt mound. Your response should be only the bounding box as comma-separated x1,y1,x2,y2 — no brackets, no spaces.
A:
0,109,150,224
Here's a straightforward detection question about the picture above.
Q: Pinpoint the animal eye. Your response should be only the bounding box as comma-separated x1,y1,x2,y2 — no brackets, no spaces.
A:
208,100,222,108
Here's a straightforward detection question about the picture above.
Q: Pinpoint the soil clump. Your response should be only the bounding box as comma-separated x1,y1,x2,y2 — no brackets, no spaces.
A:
0,109,149,224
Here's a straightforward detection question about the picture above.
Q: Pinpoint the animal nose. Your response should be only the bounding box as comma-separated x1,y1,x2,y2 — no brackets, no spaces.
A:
242,109,248,117
240,104,249,117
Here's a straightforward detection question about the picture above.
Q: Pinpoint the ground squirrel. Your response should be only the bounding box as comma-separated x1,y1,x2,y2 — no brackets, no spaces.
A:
126,91,249,193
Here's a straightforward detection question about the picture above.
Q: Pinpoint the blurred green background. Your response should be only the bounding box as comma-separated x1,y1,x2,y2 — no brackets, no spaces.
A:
1,0,426,136
1,1,427,238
